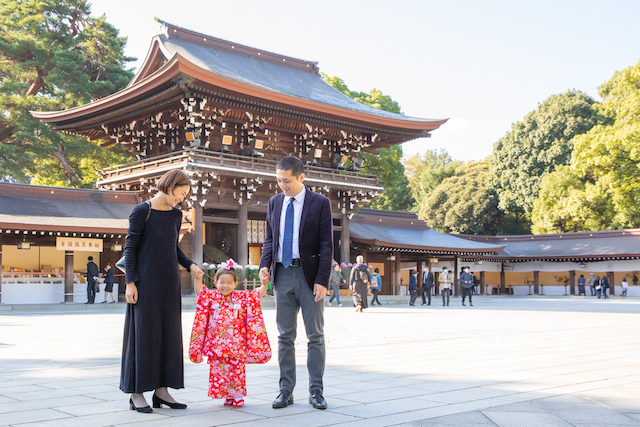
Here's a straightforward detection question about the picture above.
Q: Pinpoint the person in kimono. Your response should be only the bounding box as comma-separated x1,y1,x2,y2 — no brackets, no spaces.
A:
189,259,271,408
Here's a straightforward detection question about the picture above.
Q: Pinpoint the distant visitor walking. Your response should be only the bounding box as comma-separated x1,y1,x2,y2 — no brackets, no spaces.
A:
350,255,370,312
408,270,418,306
421,266,434,306
460,266,474,307
369,268,382,306
439,267,453,306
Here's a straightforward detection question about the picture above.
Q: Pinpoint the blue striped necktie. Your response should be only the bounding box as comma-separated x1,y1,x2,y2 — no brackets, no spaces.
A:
282,198,294,268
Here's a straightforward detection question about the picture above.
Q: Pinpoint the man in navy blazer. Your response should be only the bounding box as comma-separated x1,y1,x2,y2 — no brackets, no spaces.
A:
259,156,333,410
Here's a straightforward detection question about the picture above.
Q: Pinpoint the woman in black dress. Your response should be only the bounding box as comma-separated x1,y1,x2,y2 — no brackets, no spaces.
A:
349,255,370,312
121,170,203,413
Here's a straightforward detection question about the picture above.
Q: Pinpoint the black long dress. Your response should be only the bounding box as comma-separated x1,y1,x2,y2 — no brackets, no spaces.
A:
349,264,370,309
120,202,193,394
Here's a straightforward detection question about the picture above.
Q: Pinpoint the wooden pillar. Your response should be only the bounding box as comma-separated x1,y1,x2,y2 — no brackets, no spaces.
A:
480,271,485,295
394,256,401,296
65,250,74,303
237,203,248,265
533,271,539,295
191,203,203,292
608,271,615,295
340,213,350,264
500,269,506,295
434,272,439,295
569,270,576,295
417,260,423,291
453,257,459,297
0,233,2,303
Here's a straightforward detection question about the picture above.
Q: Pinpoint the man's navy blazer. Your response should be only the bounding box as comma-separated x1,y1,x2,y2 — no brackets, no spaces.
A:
259,188,333,289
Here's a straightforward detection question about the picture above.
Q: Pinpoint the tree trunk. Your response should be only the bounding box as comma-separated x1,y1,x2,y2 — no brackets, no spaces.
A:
51,150,77,185
25,69,45,96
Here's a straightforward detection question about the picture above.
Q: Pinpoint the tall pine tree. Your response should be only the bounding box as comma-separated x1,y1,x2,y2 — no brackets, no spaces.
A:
0,0,135,186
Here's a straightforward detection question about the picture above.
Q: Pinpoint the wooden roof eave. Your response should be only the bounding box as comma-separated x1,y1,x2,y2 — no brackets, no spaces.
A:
30,55,184,127
476,254,640,262
0,222,128,234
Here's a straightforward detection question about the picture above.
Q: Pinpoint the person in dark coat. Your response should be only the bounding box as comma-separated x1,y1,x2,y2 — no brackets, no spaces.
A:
460,266,474,307
259,156,332,410
421,266,434,305
86,256,99,304
349,255,370,312
408,270,418,305
601,275,610,299
121,170,203,413
577,274,586,296
102,262,116,303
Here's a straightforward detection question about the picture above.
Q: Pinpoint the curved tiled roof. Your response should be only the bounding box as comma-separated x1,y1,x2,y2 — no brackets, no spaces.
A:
349,209,504,253
156,35,439,123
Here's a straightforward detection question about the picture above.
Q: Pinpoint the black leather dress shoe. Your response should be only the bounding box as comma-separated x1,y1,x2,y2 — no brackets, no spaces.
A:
272,390,293,408
309,392,327,409
129,398,153,413
152,393,187,409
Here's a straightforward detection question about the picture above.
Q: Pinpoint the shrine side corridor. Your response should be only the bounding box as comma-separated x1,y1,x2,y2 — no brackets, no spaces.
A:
1,296,639,426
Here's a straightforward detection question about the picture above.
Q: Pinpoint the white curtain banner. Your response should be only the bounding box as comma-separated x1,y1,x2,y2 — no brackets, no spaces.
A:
505,259,640,273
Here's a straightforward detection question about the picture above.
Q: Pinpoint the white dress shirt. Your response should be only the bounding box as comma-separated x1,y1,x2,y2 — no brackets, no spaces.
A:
277,186,306,262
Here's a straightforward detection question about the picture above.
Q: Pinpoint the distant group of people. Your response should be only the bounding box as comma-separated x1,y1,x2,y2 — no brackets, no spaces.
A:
326,255,382,312
84,256,116,304
578,273,629,298
329,258,482,311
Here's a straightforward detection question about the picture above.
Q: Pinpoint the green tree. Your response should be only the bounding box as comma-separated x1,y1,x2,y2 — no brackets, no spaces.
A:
532,59,640,233
0,0,135,186
404,148,463,204
418,161,505,235
360,145,414,211
322,73,414,210
489,90,597,225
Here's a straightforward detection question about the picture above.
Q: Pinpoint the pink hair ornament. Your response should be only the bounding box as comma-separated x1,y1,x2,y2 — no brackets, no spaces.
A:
220,258,239,270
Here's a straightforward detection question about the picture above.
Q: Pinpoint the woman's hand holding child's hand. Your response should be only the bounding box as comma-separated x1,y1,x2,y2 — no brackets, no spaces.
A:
190,264,204,279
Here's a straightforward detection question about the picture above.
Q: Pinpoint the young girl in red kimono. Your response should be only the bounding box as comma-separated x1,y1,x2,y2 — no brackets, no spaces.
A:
189,259,271,407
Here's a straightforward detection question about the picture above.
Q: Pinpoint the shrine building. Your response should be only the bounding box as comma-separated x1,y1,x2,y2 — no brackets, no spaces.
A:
30,19,450,293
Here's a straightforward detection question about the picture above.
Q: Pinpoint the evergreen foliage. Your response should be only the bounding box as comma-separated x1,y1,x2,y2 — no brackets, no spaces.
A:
322,73,415,211
0,0,135,186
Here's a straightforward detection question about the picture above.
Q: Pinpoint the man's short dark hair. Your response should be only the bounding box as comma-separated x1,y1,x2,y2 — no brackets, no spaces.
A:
277,156,304,177
374,268,379,273
88,256,93,261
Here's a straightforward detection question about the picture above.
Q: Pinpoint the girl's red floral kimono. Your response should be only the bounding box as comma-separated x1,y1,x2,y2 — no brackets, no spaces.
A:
189,286,271,398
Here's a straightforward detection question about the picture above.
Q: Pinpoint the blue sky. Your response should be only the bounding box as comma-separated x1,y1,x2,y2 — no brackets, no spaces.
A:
88,0,640,162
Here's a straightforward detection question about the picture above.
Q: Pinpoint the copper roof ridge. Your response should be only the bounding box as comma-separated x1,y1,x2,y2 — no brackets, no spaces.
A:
155,17,319,74
456,228,640,241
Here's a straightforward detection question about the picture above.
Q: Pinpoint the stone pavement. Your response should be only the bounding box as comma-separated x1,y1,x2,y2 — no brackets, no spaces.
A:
0,296,639,426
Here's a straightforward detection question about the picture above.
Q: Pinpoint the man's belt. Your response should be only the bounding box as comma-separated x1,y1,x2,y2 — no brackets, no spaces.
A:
279,259,301,267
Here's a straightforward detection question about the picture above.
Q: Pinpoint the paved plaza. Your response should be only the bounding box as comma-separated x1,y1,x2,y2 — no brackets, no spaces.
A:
1,296,639,426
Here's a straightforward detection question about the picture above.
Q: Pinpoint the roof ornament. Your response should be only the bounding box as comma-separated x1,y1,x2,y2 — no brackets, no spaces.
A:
155,17,169,37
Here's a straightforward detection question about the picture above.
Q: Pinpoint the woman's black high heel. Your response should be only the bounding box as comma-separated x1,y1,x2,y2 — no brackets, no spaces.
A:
152,393,187,409
129,398,153,413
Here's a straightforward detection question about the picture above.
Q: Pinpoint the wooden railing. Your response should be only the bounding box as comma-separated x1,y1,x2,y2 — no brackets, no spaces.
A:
98,149,382,189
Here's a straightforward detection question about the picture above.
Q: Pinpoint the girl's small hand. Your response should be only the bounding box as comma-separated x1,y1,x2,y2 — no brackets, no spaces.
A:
190,264,204,279
259,283,268,298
